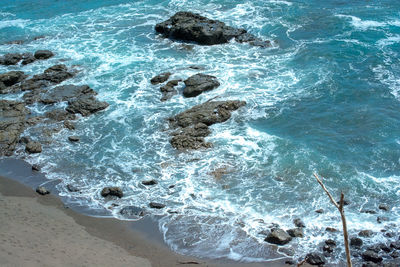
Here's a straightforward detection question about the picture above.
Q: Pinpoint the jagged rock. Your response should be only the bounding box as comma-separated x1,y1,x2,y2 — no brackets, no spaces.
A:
66,96,109,116
120,206,145,217
264,228,292,245
293,218,305,228
359,230,374,237
160,79,180,101
34,50,54,60
155,11,271,47
68,136,80,142
379,204,389,211
287,228,304,238
36,186,50,195
21,52,36,65
31,164,40,171
0,71,26,93
0,100,27,156
25,141,42,153
0,53,22,65
362,250,383,263
142,180,158,186
63,120,76,130
101,187,123,198
305,252,325,265
350,237,363,248
32,64,74,84
170,134,213,150
149,202,166,209
40,85,96,104
151,72,171,85
45,109,76,121
183,73,220,97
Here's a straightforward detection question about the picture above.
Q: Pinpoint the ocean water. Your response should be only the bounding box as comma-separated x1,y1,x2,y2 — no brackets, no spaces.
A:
1,0,400,264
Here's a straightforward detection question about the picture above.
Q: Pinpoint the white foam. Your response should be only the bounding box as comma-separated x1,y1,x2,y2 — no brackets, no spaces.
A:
0,18,30,29
336,14,386,30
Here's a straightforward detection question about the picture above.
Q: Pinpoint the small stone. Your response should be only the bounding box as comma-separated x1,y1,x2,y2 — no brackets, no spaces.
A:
361,209,377,214
305,252,325,265
362,250,383,263
293,218,305,228
101,187,123,198
326,227,338,232
366,245,381,253
359,230,374,237
325,239,337,247
379,204,389,211
149,202,165,209
25,141,42,153
34,50,54,60
350,237,363,248
36,186,50,195
323,245,334,253
287,228,304,238
380,243,391,253
168,185,175,188
315,209,324,214
66,184,80,192
264,228,292,245
284,260,295,265
150,72,171,85
31,164,40,171
68,136,80,142
377,216,389,223
390,241,400,250
142,179,158,186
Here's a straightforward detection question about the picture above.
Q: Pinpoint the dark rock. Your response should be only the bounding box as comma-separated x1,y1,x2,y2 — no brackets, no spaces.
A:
379,204,389,211
142,180,158,186
390,241,400,250
305,252,325,265
36,186,50,195
45,110,76,121
19,136,31,144
385,232,396,238
0,71,26,92
25,141,42,153
315,209,324,213
68,136,80,142
32,64,74,84
287,228,304,238
160,79,180,101
168,185,175,188
183,73,220,97
336,199,350,206
120,206,145,217
377,216,389,223
40,85,96,104
63,120,76,130
31,164,40,171
322,245,334,253
66,96,109,116
325,239,337,247
264,228,292,245
350,237,363,248
0,53,22,65
359,230,374,237
279,247,295,256
380,243,392,253
21,52,36,65
155,12,271,47
22,89,43,105
293,218,305,228
149,202,166,209
170,132,213,150
362,263,380,267
362,250,383,263
391,250,400,258
284,260,295,265
151,72,171,85
367,245,381,253
101,187,123,198
34,50,54,60
326,227,338,232
66,184,80,192
362,209,377,214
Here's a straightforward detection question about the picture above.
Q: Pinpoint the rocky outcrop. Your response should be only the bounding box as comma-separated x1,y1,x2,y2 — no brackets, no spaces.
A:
0,53,23,65
40,85,96,104
155,12,271,47
1,50,54,66
168,100,245,150
160,79,181,101
66,95,109,116
0,71,27,94
0,100,27,156
264,228,292,245
25,141,42,153
101,187,123,198
183,73,220,98
151,72,171,85
32,64,74,84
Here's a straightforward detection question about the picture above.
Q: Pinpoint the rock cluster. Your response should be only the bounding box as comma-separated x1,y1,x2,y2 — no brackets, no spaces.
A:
0,50,54,66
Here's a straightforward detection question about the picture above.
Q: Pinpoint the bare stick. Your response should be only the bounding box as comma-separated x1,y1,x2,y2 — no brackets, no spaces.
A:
313,173,352,267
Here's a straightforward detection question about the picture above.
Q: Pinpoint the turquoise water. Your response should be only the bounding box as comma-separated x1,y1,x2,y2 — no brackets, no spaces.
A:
1,0,400,263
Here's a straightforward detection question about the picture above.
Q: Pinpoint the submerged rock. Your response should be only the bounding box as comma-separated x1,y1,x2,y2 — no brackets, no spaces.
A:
101,187,123,198
120,206,145,217
183,73,220,97
160,79,181,101
359,230,374,237
155,11,271,47
379,204,389,211
293,218,306,228
264,228,292,245
36,186,50,195
21,52,36,65
66,184,80,192
31,164,41,171
350,237,363,248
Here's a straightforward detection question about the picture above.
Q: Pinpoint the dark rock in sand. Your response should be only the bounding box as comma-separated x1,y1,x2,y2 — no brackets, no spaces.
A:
287,228,304,238
68,136,80,142
150,72,171,85
66,184,80,192
305,252,325,265
183,73,220,97
36,186,50,195
41,85,96,104
377,216,389,223
362,250,383,263
0,53,23,65
379,204,389,211
359,230,374,237
0,100,27,156
25,141,42,153
142,180,158,186
293,218,305,228
264,228,292,245
160,79,181,101
350,237,363,248
149,202,166,209
66,96,109,117
45,109,76,121
155,12,271,47
63,120,76,130
31,164,40,171
120,206,145,217
0,71,27,92
34,50,54,60
21,52,36,65
101,187,123,198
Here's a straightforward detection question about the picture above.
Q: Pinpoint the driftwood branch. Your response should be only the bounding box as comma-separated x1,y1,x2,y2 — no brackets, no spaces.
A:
313,173,352,267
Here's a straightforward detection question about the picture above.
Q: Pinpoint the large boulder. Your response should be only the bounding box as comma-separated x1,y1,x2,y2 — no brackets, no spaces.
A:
40,85,96,104
34,50,54,60
25,141,42,153
155,12,271,47
21,52,36,65
183,73,220,97
150,72,171,85
66,96,109,116
0,53,23,65
0,100,27,156
0,71,27,93
264,228,292,245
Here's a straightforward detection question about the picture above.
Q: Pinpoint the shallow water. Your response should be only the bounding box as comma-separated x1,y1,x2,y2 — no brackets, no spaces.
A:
1,0,400,264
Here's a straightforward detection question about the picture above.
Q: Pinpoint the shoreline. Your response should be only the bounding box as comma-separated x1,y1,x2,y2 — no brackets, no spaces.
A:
0,158,288,267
